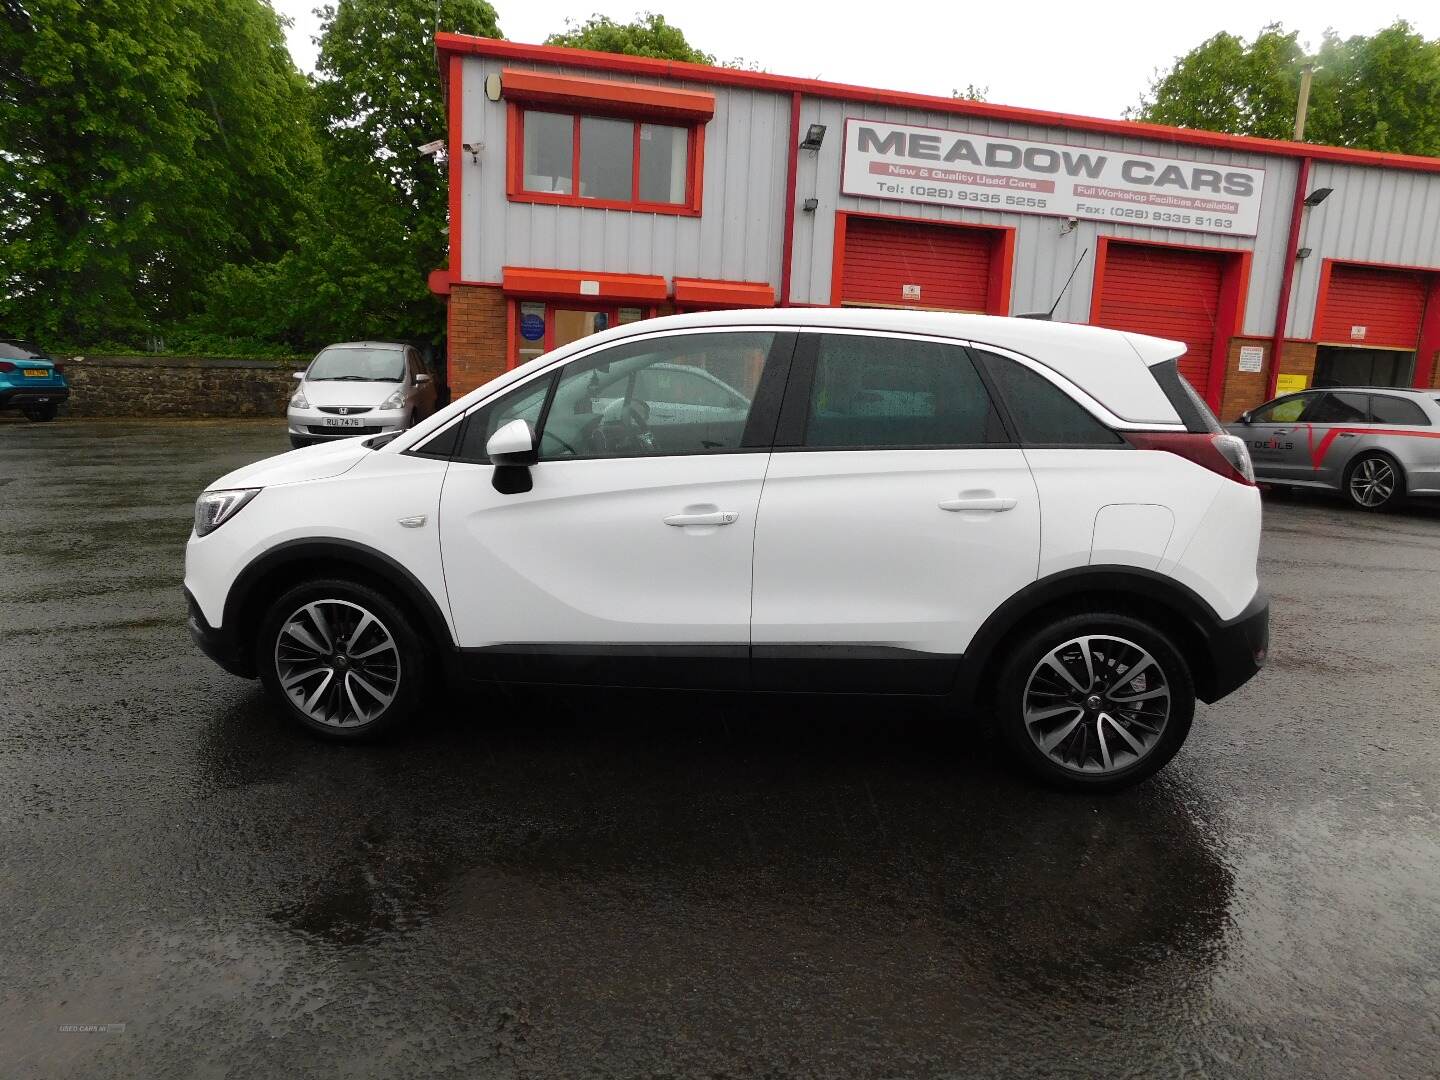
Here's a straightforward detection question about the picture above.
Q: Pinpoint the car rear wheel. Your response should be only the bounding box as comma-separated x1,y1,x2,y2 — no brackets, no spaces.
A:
257,579,427,741
995,612,1195,792
1344,452,1404,512
22,405,57,422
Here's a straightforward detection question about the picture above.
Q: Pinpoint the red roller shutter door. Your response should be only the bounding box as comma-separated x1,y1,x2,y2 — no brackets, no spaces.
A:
1095,244,1224,395
840,218,993,312
1317,265,1427,349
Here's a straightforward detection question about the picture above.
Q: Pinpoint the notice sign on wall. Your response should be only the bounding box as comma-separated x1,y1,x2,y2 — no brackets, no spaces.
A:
841,119,1266,237
1238,345,1264,372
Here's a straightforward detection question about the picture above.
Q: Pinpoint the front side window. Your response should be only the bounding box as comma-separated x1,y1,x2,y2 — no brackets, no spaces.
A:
975,352,1121,445
540,332,775,458
804,335,1005,449
517,109,694,211
1249,394,1310,424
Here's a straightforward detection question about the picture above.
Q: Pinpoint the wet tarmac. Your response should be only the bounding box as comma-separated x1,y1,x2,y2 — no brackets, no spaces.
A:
2,418,1438,1078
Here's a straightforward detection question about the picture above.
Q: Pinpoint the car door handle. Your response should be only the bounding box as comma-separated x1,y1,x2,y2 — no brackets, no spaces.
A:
664,510,739,526
939,496,1017,513
1338,432,1356,438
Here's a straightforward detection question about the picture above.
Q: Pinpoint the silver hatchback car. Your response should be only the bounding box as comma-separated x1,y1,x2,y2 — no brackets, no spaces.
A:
288,342,439,449
1228,386,1440,510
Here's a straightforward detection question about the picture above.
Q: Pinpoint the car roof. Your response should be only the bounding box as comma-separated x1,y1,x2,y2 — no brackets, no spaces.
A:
317,341,408,351
547,309,1185,425
1308,385,1434,398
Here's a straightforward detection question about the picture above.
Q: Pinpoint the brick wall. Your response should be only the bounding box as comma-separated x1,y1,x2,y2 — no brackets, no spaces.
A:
1218,338,1318,421
447,283,508,398
59,355,300,418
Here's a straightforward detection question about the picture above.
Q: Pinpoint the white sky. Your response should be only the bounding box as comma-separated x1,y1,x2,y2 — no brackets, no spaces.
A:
270,1,1437,120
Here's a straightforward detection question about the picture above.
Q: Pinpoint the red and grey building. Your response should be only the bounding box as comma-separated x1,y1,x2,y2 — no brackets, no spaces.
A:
433,32,1440,418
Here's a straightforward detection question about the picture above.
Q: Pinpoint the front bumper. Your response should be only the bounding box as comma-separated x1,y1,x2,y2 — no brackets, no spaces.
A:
0,385,70,407
287,406,409,439
1196,589,1269,703
186,587,254,678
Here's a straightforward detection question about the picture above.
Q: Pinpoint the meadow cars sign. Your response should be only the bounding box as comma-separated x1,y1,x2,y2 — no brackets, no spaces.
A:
841,119,1266,236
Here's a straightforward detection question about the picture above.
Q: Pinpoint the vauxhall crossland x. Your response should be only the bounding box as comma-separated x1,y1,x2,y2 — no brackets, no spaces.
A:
187,310,1268,791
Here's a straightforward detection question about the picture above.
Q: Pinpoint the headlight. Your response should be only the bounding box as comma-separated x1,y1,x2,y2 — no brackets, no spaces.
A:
378,389,406,410
194,488,261,537
290,387,309,408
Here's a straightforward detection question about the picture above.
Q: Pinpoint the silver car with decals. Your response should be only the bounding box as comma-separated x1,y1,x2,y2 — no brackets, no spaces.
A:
1228,387,1440,510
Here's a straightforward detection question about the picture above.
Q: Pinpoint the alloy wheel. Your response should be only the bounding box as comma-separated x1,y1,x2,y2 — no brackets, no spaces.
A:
274,599,401,727
1349,458,1395,508
1023,635,1171,774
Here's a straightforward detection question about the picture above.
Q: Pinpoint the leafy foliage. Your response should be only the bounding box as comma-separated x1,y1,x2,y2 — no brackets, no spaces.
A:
194,0,502,352
1132,21,1440,156
546,12,716,64
0,0,317,345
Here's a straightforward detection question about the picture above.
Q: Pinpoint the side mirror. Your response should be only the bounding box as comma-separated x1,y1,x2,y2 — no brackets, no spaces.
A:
486,418,538,465
415,372,432,385
292,371,305,381
487,419,537,495
1238,411,1252,425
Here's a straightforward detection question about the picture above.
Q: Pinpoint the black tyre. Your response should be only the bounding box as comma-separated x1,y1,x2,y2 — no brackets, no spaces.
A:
289,434,312,449
256,578,428,741
22,405,57,422
1343,452,1404,512
994,612,1195,792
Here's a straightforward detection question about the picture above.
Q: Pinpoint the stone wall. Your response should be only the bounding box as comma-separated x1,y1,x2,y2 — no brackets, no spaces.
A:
59,355,303,418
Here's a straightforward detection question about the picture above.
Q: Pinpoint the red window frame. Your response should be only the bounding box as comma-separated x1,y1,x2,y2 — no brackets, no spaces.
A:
506,104,704,216
507,300,657,369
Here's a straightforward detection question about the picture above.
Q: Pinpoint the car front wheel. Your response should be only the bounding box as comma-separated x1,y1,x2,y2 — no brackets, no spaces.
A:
257,579,427,740
995,612,1195,792
1344,452,1404,512
22,405,57,422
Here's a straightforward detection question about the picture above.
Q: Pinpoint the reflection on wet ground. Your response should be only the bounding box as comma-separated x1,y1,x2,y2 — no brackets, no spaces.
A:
2,420,1439,1078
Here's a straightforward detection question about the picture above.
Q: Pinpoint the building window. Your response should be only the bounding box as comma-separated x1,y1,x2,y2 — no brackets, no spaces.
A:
513,108,699,214
510,301,652,368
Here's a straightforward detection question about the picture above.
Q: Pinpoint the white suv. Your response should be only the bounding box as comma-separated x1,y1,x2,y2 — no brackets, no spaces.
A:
186,310,1268,791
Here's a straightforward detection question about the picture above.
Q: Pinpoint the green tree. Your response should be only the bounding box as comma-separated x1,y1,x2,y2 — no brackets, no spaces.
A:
0,0,317,346
1131,21,1440,156
546,12,715,64
197,0,502,350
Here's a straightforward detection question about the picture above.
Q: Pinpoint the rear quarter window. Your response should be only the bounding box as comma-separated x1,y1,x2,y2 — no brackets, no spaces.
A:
1367,395,1430,426
975,352,1122,445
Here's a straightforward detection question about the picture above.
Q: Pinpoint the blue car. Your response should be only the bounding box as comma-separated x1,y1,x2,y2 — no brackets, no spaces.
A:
0,339,70,421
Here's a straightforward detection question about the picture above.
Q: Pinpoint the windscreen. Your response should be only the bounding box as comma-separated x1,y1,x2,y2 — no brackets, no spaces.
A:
307,347,405,382
0,341,44,360
1150,359,1221,432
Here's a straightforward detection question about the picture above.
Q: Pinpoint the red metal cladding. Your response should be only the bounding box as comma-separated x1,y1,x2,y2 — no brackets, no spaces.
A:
1317,265,1428,349
1096,244,1225,394
840,218,993,312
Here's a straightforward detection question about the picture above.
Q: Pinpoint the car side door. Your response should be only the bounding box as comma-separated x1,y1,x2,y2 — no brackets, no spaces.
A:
1300,390,1373,486
748,330,1040,692
1235,392,1315,483
436,328,793,688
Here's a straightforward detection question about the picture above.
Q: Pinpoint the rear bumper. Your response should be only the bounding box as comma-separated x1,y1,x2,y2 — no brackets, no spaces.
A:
0,385,69,407
1196,589,1269,703
185,587,254,678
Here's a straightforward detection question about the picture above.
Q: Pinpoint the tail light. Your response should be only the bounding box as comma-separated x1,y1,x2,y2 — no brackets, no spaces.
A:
0,361,14,373
1126,431,1255,486
52,363,64,373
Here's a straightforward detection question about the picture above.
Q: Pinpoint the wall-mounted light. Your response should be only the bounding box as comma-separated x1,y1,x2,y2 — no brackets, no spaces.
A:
801,197,819,212
1303,187,1333,207
485,73,503,102
1296,246,1313,259
799,123,826,151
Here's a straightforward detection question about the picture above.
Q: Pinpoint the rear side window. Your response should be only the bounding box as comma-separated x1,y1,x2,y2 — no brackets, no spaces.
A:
975,352,1122,445
802,335,1005,448
1367,395,1429,426
1302,392,1369,424
1149,359,1219,432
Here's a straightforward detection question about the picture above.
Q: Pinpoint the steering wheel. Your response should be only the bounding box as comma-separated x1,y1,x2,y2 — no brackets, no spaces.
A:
581,398,653,455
